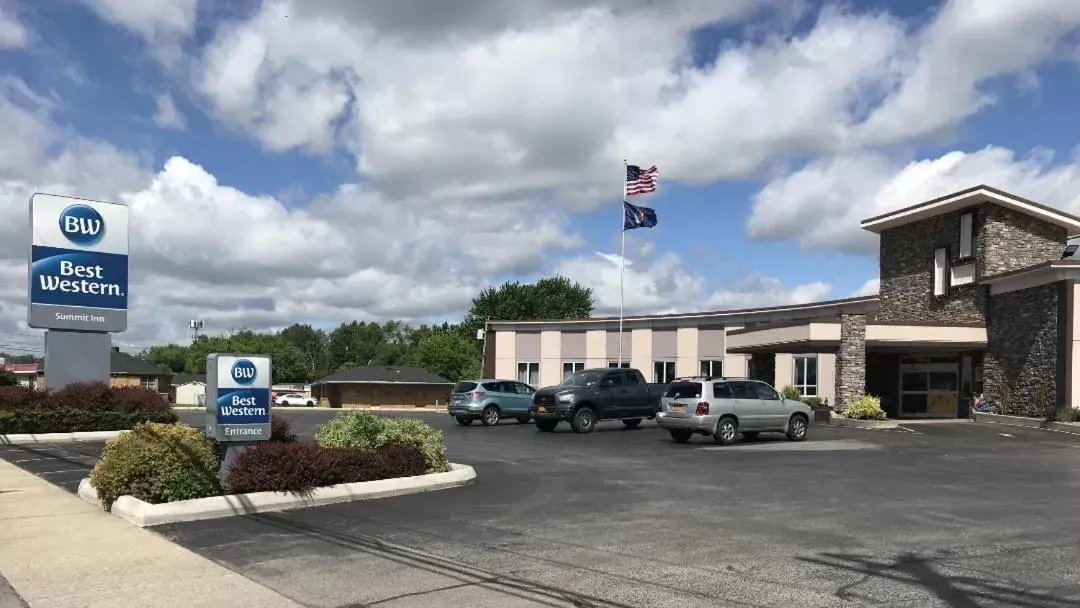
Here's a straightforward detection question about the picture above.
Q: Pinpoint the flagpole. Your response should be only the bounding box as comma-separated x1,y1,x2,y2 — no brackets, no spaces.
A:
619,159,627,366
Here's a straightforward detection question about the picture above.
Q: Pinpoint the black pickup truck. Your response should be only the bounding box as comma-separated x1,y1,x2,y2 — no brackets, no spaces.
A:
528,368,668,433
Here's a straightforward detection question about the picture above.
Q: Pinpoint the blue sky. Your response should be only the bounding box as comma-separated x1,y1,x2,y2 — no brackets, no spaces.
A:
2,0,1080,349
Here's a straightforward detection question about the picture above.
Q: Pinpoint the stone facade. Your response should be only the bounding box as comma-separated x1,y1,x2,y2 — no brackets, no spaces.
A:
984,282,1062,417
981,205,1067,277
876,207,987,324
876,203,1068,325
835,314,866,410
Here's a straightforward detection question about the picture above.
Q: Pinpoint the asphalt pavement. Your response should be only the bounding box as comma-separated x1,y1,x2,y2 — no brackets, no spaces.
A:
5,411,1080,607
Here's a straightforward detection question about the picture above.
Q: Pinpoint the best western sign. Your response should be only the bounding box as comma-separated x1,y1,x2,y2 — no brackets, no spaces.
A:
28,193,129,332
205,354,273,442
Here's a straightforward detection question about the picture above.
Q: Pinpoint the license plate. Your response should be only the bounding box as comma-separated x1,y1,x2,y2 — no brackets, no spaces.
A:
537,407,547,414
672,405,684,413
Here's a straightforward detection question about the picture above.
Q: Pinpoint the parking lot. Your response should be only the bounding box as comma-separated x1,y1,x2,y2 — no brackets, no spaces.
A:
5,411,1080,607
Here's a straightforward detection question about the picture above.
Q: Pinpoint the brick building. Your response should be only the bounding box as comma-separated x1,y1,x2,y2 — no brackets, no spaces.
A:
482,185,1080,419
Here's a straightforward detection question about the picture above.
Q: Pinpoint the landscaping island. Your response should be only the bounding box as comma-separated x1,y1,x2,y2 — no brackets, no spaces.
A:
1,382,474,524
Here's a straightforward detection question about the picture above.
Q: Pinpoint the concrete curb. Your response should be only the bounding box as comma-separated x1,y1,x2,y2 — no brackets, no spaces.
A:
78,462,476,527
0,430,127,445
828,414,899,430
972,412,1080,436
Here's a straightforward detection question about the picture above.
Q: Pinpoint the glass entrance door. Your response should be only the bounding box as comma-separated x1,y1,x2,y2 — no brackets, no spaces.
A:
900,360,959,418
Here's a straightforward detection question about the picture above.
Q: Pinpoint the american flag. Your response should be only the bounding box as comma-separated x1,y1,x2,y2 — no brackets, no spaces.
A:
625,164,659,196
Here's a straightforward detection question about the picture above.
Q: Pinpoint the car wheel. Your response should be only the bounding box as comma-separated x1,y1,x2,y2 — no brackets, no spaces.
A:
455,416,473,426
535,419,558,432
621,418,642,428
570,407,597,434
481,406,500,426
306,401,315,407
786,414,808,442
669,428,692,443
516,416,530,424
713,416,738,445
741,431,759,441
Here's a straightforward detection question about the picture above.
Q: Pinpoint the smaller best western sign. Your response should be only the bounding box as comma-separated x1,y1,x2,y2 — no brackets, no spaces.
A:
205,354,272,442
28,193,129,332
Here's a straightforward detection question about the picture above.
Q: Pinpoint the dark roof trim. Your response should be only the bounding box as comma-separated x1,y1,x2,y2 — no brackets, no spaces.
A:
315,365,452,385
487,295,879,328
860,185,1080,234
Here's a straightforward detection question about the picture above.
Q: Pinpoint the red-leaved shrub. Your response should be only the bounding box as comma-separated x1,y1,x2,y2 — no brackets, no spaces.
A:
271,414,297,443
0,382,177,434
225,442,426,495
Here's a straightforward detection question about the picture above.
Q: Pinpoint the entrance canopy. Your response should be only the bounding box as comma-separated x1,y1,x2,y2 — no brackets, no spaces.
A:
726,320,987,354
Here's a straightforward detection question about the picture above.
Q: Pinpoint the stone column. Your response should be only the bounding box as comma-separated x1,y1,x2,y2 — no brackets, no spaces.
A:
835,314,867,410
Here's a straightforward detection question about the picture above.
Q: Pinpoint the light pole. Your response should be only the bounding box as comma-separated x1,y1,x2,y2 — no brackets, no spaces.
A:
477,321,488,379
189,319,204,342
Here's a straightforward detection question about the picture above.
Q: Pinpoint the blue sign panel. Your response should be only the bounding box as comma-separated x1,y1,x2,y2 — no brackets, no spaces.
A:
29,194,129,332
216,388,271,425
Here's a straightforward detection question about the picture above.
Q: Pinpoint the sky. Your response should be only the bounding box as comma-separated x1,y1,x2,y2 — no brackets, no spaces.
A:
3,0,1080,354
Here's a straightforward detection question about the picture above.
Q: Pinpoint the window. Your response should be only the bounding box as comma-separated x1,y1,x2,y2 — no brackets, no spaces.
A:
452,382,478,393
933,247,948,296
514,382,535,394
607,361,631,368
699,360,724,378
621,370,642,384
712,382,734,398
753,382,780,400
516,362,539,387
140,377,157,392
793,356,818,396
562,361,585,379
729,381,754,398
664,381,702,398
653,360,676,384
959,212,973,259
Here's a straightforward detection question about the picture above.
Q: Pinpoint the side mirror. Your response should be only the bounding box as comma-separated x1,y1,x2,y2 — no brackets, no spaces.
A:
780,394,786,403
600,379,615,388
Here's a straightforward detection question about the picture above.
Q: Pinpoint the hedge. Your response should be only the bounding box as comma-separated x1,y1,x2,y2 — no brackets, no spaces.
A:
89,422,222,511
0,383,177,434
225,442,426,495
842,395,887,420
314,411,450,473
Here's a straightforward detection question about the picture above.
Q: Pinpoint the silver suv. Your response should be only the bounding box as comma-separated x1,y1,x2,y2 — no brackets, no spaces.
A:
656,378,811,444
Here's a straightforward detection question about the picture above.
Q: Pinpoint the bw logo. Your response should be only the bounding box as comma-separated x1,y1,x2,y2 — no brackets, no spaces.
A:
58,204,105,247
231,359,257,385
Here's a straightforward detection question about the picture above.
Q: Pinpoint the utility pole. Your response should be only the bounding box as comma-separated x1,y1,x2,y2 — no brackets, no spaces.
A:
477,320,488,379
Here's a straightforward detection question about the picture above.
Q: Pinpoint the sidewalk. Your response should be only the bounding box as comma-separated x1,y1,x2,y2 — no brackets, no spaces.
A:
0,459,303,608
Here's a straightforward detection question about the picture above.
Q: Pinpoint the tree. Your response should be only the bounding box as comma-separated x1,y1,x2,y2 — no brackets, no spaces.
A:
408,331,481,382
0,368,18,386
463,275,594,333
278,323,329,379
140,344,190,373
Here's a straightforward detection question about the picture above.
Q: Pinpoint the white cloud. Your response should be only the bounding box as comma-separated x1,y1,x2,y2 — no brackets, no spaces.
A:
747,145,1080,253
555,250,832,316
0,2,30,49
0,77,582,347
853,0,1080,146
81,0,198,64
852,278,880,297
152,93,185,130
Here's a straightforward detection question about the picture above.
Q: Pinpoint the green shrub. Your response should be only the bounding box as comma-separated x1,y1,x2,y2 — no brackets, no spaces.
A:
89,422,222,511
780,385,802,400
1058,407,1080,423
315,412,450,473
803,396,827,408
842,395,887,420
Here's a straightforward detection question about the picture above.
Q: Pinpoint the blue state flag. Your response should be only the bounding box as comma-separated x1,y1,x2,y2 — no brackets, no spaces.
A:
623,200,658,231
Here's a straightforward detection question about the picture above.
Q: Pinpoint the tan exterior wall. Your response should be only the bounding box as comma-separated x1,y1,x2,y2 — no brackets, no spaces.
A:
585,330,606,368
322,383,452,408
630,328,652,376
724,353,749,378
774,353,794,387
675,327,699,377
494,330,516,380
540,330,562,386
